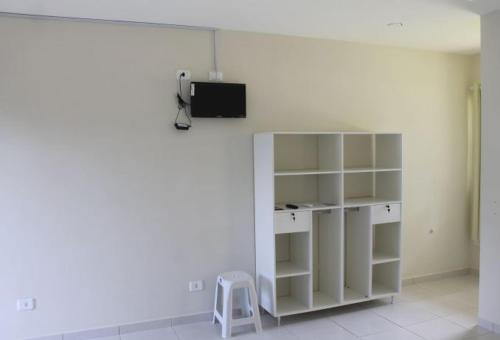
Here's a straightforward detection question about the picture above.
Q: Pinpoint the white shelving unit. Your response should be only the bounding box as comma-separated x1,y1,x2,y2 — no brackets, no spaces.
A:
254,132,402,319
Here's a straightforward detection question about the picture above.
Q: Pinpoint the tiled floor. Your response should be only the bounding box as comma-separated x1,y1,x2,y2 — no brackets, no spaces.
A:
97,274,499,340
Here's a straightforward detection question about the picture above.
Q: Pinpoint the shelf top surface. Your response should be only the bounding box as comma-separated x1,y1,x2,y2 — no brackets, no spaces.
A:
275,169,342,176
343,167,401,173
275,203,341,212
344,197,402,208
276,262,310,278
372,253,401,264
255,131,402,136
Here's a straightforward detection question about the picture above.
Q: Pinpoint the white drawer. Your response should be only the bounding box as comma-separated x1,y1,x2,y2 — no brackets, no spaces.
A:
371,204,401,224
274,211,311,234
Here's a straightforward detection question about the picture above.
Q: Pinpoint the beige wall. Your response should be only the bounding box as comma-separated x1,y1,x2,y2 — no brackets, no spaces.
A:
472,54,481,80
470,53,481,272
0,16,477,339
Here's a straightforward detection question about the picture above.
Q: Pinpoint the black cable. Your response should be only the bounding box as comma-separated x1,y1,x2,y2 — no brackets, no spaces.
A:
174,75,192,130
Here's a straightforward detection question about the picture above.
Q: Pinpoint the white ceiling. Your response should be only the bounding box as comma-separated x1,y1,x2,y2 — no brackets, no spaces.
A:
1,0,499,53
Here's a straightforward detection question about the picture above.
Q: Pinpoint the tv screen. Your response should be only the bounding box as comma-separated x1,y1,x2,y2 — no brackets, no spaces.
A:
190,82,246,118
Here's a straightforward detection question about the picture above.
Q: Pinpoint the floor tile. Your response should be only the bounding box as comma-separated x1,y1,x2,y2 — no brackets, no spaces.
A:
412,298,468,318
237,327,297,339
462,326,490,337
372,302,439,326
441,291,480,310
285,318,358,339
330,310,399,337
121,327,178,340
445,310,480,329
417,278,472,295
281,309,338,325
407,318,470,339
477,333,500,340
173,321,223,340
361,328,423,340
399,284,441,303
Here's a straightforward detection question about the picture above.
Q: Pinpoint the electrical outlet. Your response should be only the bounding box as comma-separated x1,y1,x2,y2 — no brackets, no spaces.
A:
209,71,223,81
17,298,36,311
176,70,191,80
189,280,204,292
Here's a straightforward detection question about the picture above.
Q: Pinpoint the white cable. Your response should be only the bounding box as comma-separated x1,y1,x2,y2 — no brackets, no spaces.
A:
213,29,218,74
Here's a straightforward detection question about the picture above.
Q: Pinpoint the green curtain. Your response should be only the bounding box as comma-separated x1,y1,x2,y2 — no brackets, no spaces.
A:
467,83,481,243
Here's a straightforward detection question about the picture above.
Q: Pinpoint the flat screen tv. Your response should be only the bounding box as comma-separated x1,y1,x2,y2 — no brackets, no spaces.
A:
190,82,246,118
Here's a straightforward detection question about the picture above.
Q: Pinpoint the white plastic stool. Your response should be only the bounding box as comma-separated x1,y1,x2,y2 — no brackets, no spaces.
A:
213,271,262,338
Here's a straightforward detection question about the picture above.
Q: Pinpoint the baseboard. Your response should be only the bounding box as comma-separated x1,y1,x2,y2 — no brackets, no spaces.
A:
28,311,213,340
402,268,473,286
469,268,480,277
479,318,500,334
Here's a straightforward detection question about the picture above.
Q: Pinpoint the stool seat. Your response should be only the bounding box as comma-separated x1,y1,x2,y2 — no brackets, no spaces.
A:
218,271,253,284
213,271,262,338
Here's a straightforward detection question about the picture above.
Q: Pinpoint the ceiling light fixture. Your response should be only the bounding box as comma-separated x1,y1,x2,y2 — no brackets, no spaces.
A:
387,22,404,28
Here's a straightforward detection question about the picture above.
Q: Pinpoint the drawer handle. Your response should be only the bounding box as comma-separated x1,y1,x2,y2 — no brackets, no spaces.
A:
385,205,391,213
291,212,296,221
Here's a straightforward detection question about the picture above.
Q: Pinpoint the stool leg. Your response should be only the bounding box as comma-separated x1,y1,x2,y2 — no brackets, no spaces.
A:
249,284,262,333
241,287,252,318
222,287,232,338
213,279,220,324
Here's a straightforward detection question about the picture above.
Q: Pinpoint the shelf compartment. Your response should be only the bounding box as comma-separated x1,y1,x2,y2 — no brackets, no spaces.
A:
372,282,398,297
312,210,343,308
275,173,342,207
375,134,402,169
375,171,402,202
372,222,401,264
343,287,368,303
344,171,401,206
344,172,374,201
276,275,311,316
343,134,374,169
275,232,310,278
274,134,342,173
344,207,371,302
276,262,310,278
276,296,309,316
313,291,340,309
371,262,400,298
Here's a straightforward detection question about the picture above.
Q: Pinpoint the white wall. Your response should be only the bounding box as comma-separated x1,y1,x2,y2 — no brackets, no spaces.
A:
479,9,500,330
0,16,475,339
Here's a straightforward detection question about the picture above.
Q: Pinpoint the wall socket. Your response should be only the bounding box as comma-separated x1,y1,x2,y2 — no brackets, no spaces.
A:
189,280,204,292
176,70,191,80
17,298,36,311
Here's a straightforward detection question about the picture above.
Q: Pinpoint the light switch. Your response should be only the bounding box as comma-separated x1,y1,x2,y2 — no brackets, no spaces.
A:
17,298,36,311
